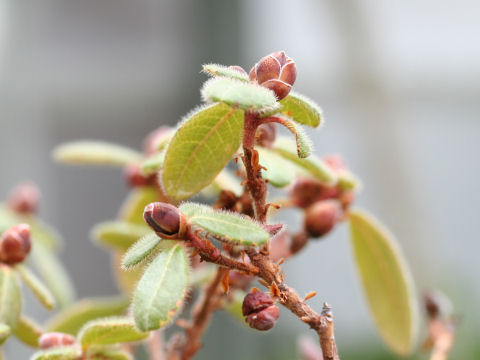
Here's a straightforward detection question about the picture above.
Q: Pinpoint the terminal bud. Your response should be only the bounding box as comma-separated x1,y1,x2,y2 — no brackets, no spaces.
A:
39,332,76,349
0,224,31,264
144,202,187,239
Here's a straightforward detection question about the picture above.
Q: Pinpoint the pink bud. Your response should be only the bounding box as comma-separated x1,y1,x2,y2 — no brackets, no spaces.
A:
0,224,31,264
144,202,186,239
39,332,76,349
304,200,342,238
7,182,41,215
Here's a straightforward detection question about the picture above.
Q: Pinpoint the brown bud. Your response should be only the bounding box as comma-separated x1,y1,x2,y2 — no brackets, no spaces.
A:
143,126,172,155
143,202,187,239
255,123,277,148
39,332,76,349
227,65,248,76
0,224,31,264
213,190,238,211
250,51,296,100
242,291,279,331
304,200,342,238
7,182,41,215
124,163,156,188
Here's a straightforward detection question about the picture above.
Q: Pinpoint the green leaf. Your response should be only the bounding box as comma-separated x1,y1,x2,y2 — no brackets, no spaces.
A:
29,220,62,250
140,151,165,175
256,148,295,187
53,141,142,167
15,265,55,310
201,77,279,113
202,63,249,82
0,323,11,345
119,187,159,225
31,346,82,360
278,91,323,127
273,116,312,158
91,221,151,252
0,265,21,329
30,243,75,308
348,210,418,355
273,137,337,184
179,203,269,246
133,245,189,331
78,317,148,348
47,297,129,335
86,348,132,360
121,234,167,270
162,103,244,201
337,170,361,191
13,315,43,347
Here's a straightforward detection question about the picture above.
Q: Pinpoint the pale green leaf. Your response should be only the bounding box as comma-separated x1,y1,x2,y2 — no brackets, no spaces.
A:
119,187,160,225
29,220,62,250
224,290,247,324
162,103,244,201
78,316,148,348
348,210,418,355
201,77,279,113
47,297,129,335
0,323,11,345
0,265,22,329
15,265,55,310
86,348,132,360
133,245,189,331
121,234,166,270
31,346,82,360
13,315,43,347
179,203,269,246
337,170,361,191
202,63,249,82
91,221,151,252
53,141,142,166
278,91,323,127
273,116,312,158
257,148,295,187
140,151,165,175
201,169,243,198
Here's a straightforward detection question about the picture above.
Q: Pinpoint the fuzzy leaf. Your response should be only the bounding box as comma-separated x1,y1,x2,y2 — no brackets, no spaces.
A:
179,203,269,246
0,265,21,329
86,348,132,360
53,141,142,166
13,315,43,347
273,137,337,184
78,317,148,348
278,91,323,127
162,103,244,201
47,297,129,335
121,234,168,270
257,148,295,187
133,245,189,331
15,265,55,310
140,151,166,175
31,346,82,360
119,187,159,225
202,64,250,82
0,323,10,345
274,116,312,158
92,221,151,252
348,210,418,355
201,77,279,113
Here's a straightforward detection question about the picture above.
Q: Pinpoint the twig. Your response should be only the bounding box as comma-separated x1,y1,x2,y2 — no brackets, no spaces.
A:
148,330,166,360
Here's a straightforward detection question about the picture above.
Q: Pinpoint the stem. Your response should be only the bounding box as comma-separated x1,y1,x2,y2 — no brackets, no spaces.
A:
148,331,166,360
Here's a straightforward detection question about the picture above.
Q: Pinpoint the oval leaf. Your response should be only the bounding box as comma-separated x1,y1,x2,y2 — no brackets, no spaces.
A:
0,323,11,345
348,210,418,355
119,187,160,225
13,315,43,347
15,265,55,310
257,148,295,187
78,316,148,348
121,234,165,270
47,297,129,335
133,245,189,331
0,265,21,329
92,221,151,252
31,346,82,360
201,77,279,113
86,348,132,360
162,103,244,201
179,203,269,246
53,141,142,166
202,63,250,82
278,91,323,127
272,116,312,158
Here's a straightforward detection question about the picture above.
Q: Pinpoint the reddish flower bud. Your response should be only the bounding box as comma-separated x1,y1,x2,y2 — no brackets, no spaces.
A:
7,182,41,215
250,51,297,100
143,202,187,239
39,332,76,349
143,126,172,155
227,65,248,76
242,291,280,331
304,200,342,238
256,123,277,148
242,291,274,316
124,163,156,188
0,224,31,264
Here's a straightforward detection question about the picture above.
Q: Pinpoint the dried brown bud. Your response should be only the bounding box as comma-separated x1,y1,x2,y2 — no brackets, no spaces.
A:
242,291,280,331
7,182,41,215
39,332,76,349
143,202,187,239
0,224,31,264
256,123,277,148
143,126,171,155
304,200,342,238
250,51,296,100
124,163,156,188
227,65,248,76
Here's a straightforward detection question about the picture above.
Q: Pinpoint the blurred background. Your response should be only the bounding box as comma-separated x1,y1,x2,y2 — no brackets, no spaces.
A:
0,0,479,358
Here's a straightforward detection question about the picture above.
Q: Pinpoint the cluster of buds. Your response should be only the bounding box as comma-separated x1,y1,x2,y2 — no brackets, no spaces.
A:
7,182,41,215
242,291,280,331
249,51,297,100
143,202,187,239
0,224,31,264
39,332,77,349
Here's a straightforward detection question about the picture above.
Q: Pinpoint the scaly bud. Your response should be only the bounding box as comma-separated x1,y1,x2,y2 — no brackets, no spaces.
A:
143,202,187,239
256,123,277,148
124,163,156,188
39,332,76,349
304,200,342,238
7,182,41,215
250,51,297,100
0,224,31,264
242,291,280,331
